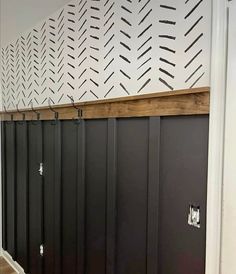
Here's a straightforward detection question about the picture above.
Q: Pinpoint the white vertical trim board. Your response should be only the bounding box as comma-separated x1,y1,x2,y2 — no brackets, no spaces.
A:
221,1,236,273
206,0,228,274
1,249,25,274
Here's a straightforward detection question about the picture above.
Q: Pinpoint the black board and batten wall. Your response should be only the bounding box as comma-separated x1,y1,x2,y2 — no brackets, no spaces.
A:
1,115,209,274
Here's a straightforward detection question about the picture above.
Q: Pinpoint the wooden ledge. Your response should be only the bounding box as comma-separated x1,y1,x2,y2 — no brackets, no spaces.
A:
0,87,210,121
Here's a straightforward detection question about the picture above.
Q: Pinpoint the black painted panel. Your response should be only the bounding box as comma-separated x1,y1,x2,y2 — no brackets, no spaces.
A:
116,118,149,274
61,120,79,274
147,117,160,274
16,122,28,271
77,120,86,274
43,121,62,274
28,121,43,274
54,121,62,274
159,115,209,274
106,119,117,274
1,122,7,250
43,121,55,274
1,116,209,274
5,122,16,259
85,120,107,274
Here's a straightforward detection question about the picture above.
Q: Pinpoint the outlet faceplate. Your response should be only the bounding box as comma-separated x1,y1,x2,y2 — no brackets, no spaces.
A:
188,205,201,228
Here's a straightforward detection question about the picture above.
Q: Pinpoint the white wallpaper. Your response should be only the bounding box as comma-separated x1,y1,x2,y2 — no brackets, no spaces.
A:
1,0,211,110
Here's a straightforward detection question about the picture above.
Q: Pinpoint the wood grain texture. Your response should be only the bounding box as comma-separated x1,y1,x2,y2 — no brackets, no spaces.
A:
0,257,17,274
0,87,210,121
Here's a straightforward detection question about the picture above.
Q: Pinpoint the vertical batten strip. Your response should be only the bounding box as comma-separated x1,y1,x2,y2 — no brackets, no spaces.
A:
147,117,160,274
13,121,16,261
6,121,16,260
1,122,7,250
77,120,86,274
54,121,62,274
16,121,29,272
38,121,43,274
28,121,43,274
25,121,29,273
106,118,117,274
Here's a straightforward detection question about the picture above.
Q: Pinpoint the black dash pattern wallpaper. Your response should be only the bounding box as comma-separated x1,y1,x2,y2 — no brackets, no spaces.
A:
1,0,211,110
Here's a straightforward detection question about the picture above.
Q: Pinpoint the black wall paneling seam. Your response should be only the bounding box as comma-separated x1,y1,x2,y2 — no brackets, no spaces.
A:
5,121,16,260
43,120,62,274
61,121,75,273
106,119,117,274
42,121,54,274
37,121,44,274
28,121,43,274
147,117,160,274
16,121,29,272
53,120,62,274
76,120,86,274
1,122,7,250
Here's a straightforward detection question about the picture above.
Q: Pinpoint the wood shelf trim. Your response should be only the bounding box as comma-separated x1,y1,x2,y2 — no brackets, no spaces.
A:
0,87,210,121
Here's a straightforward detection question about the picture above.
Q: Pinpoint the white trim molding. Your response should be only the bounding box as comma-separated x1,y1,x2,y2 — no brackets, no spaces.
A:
1,249,25,274
206,0,228,274
221,1,236,273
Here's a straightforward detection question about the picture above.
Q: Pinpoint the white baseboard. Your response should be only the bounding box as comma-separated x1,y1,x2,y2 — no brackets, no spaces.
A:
1,249,26,274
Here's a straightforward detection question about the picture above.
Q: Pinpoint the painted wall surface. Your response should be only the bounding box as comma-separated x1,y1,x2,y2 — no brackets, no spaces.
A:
0,0,72,46
221,2,236,273
1,0,212,111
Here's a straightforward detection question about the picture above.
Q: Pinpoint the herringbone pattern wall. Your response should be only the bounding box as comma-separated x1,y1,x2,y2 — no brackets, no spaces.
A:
1,0,211,110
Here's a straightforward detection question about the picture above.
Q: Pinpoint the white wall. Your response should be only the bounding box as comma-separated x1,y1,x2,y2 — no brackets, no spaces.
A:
0,0,71,46
1,0,212,111
221,2,236,273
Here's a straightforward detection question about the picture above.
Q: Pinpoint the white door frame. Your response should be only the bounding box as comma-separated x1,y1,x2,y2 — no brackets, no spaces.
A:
205,0,228,273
